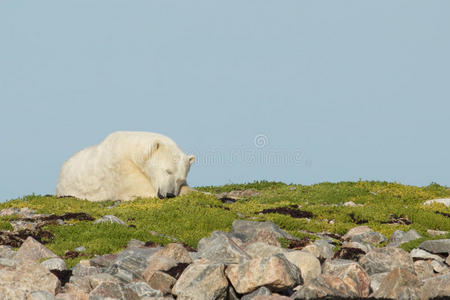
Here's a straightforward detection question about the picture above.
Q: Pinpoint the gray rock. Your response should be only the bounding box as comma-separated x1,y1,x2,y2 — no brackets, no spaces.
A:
351,231,387,245
359,247,414,275
172,262,229,300
94,215,127,225
424,198,450,207
447,254,450,266
369,272,389,294
410,248,445,262
89,281,139,300
146,271,177,295
41,258,67,271
125,282,163,298
389,230,422,246
72,262,99,277
312,240,334,259
321,259,370,297
343,201,357,207
372,267,421,300
241,286,271,300
231,220,297,243
244,242,287,258
427,229,448,236
430,260,448,273
74,246,86,252
15,236,57,262
0,245,15,259
197,231,250,264
421,273,450,299
90,254,118,269
227,286,240,300
88,273,120,289
284,251,321,283
0,258,16,267
225,254,301,294
419,239,450,254
342,226,373,240
127,239,145,248
153,243,192,264
414,260,434,280
27,290,55,300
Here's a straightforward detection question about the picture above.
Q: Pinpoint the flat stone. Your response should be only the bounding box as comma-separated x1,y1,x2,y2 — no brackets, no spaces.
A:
421,273,450,299
41,258,67,271
410,248,445,262
351,231,387,245
15,237,57,262
424,198,450,207
90,254,118,269
359,247,414,275
372,267,421,300
419,239,450,254
414,260,434,280
284,251,321,282
153,243,192,264
72,263,99,277
197,231,250,264
244,242,288,258
89,281,139,300
241,286,271,300
93,215,127,225
430,260,448,273
427,229,449,236
74,246,86,252
146,271,176,295
389,230,422,246
143,256,178,281
125,281,163,298
225,254,301,294
88,273,120,289
172,262,228,300
231,220,297,243
322,259,370,297
342,226,372,240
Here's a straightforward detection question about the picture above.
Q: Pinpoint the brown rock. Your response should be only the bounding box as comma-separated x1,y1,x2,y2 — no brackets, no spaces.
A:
254,295,291,300
146,271,176,295
322,259,370,297
359,247,414,275
414,260,434,280
88,273,120,289
153,243,192,264
421,273,450,299
246,229,282,247
372,267,421,300
15,237,57,262
342,226,372,240
89,281,139,300
172,262,228,300
61,283,89,300
244,242,288,258
226,254,301,294
283,251,321,282
143,255,177,281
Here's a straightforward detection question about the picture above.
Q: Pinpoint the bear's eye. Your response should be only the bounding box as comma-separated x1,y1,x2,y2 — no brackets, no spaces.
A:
166,170,173,175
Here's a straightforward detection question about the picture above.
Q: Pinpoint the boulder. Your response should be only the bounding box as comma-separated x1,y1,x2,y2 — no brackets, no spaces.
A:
143,255,178,281
423,198,450,207
231,220,296,243
322,259,370,297
89,281,139,300
389,230,422,247
27,290,55,300
418,239,450,254
15,237,57,262
172,262,228,300
413,260,434,280
410,248,445,262
430,260,448,273
41,258,67,271
153,243,192,264
369,272,389,294
359,247,414,275
241,286,271,300
93,215,127,225
283,251,321,282
421,273,450,299
312,240,334,259
197,231,250,264
225,254,301,294
146,271,177,295
125,282,163,298
372,267,422,300
244,242,287,258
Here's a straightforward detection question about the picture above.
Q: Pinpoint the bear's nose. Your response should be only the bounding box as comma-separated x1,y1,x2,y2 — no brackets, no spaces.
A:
166,193,176,198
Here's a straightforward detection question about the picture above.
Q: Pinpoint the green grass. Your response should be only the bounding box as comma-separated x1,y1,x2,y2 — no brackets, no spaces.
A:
1,181,449,268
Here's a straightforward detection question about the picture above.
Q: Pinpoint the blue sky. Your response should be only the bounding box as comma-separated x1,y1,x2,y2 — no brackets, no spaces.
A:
1,1,449,201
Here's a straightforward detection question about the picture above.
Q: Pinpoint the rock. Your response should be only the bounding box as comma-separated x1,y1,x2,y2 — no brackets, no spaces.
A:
15,237,57,262
253,296,290,300
41,258,67,271
153,243,192,264
227,286,240,300
89,281,139,300
283,251,321,282
389,229,422,246
27,290,55,300
246,229,282,247
322,259,370,297
424,198,450,207
410,248,445,262
244,242,287,258
88,273,120,289
69,276,92,293
0,285,28,299
74,246,86,252
372,267,422,300
172,262,228,300
225,254,301,294
0,258,16,267
447,254,450,266
430,260,448,273
127,239,145,248
143,255,178,281
421,273,450,299
343,201,357,207
90,254,118,269
72,262,99,277
342,226,372,240
56,282,89,300
312,240,334,259
146,271,177,295
94,215,127,225
0,259,60,295
427,229,448,236
241,286,271,300
197,231,250,264
11,220,39,231
231,220,297,243
369,272,389,293
359,247,414,275
301,244,320,258
351,231,387,245
107,247,161,282
419,239,450,254
0,245,16,259
414,260,434,280
335,242,373,261
125,282,163,298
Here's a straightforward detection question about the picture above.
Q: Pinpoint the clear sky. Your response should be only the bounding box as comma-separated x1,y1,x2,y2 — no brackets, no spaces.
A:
1,1,449,202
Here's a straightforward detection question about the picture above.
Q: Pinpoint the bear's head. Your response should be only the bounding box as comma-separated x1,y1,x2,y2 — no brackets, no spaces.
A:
143,141,195,198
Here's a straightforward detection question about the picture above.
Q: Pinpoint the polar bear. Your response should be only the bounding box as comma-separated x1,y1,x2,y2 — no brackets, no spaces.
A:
55,131,196,201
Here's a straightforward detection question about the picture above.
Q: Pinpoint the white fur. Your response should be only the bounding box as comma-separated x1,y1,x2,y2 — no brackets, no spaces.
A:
55,131,195,201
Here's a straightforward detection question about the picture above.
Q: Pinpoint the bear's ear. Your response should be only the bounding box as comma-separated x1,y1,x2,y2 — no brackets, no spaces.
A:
188,155,195,165
145,142,160,161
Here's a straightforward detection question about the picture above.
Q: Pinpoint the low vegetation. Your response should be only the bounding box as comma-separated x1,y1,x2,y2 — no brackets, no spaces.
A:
1,181,449,267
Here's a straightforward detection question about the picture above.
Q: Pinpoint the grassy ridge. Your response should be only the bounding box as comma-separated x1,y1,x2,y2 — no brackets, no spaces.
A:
1,181,449,267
